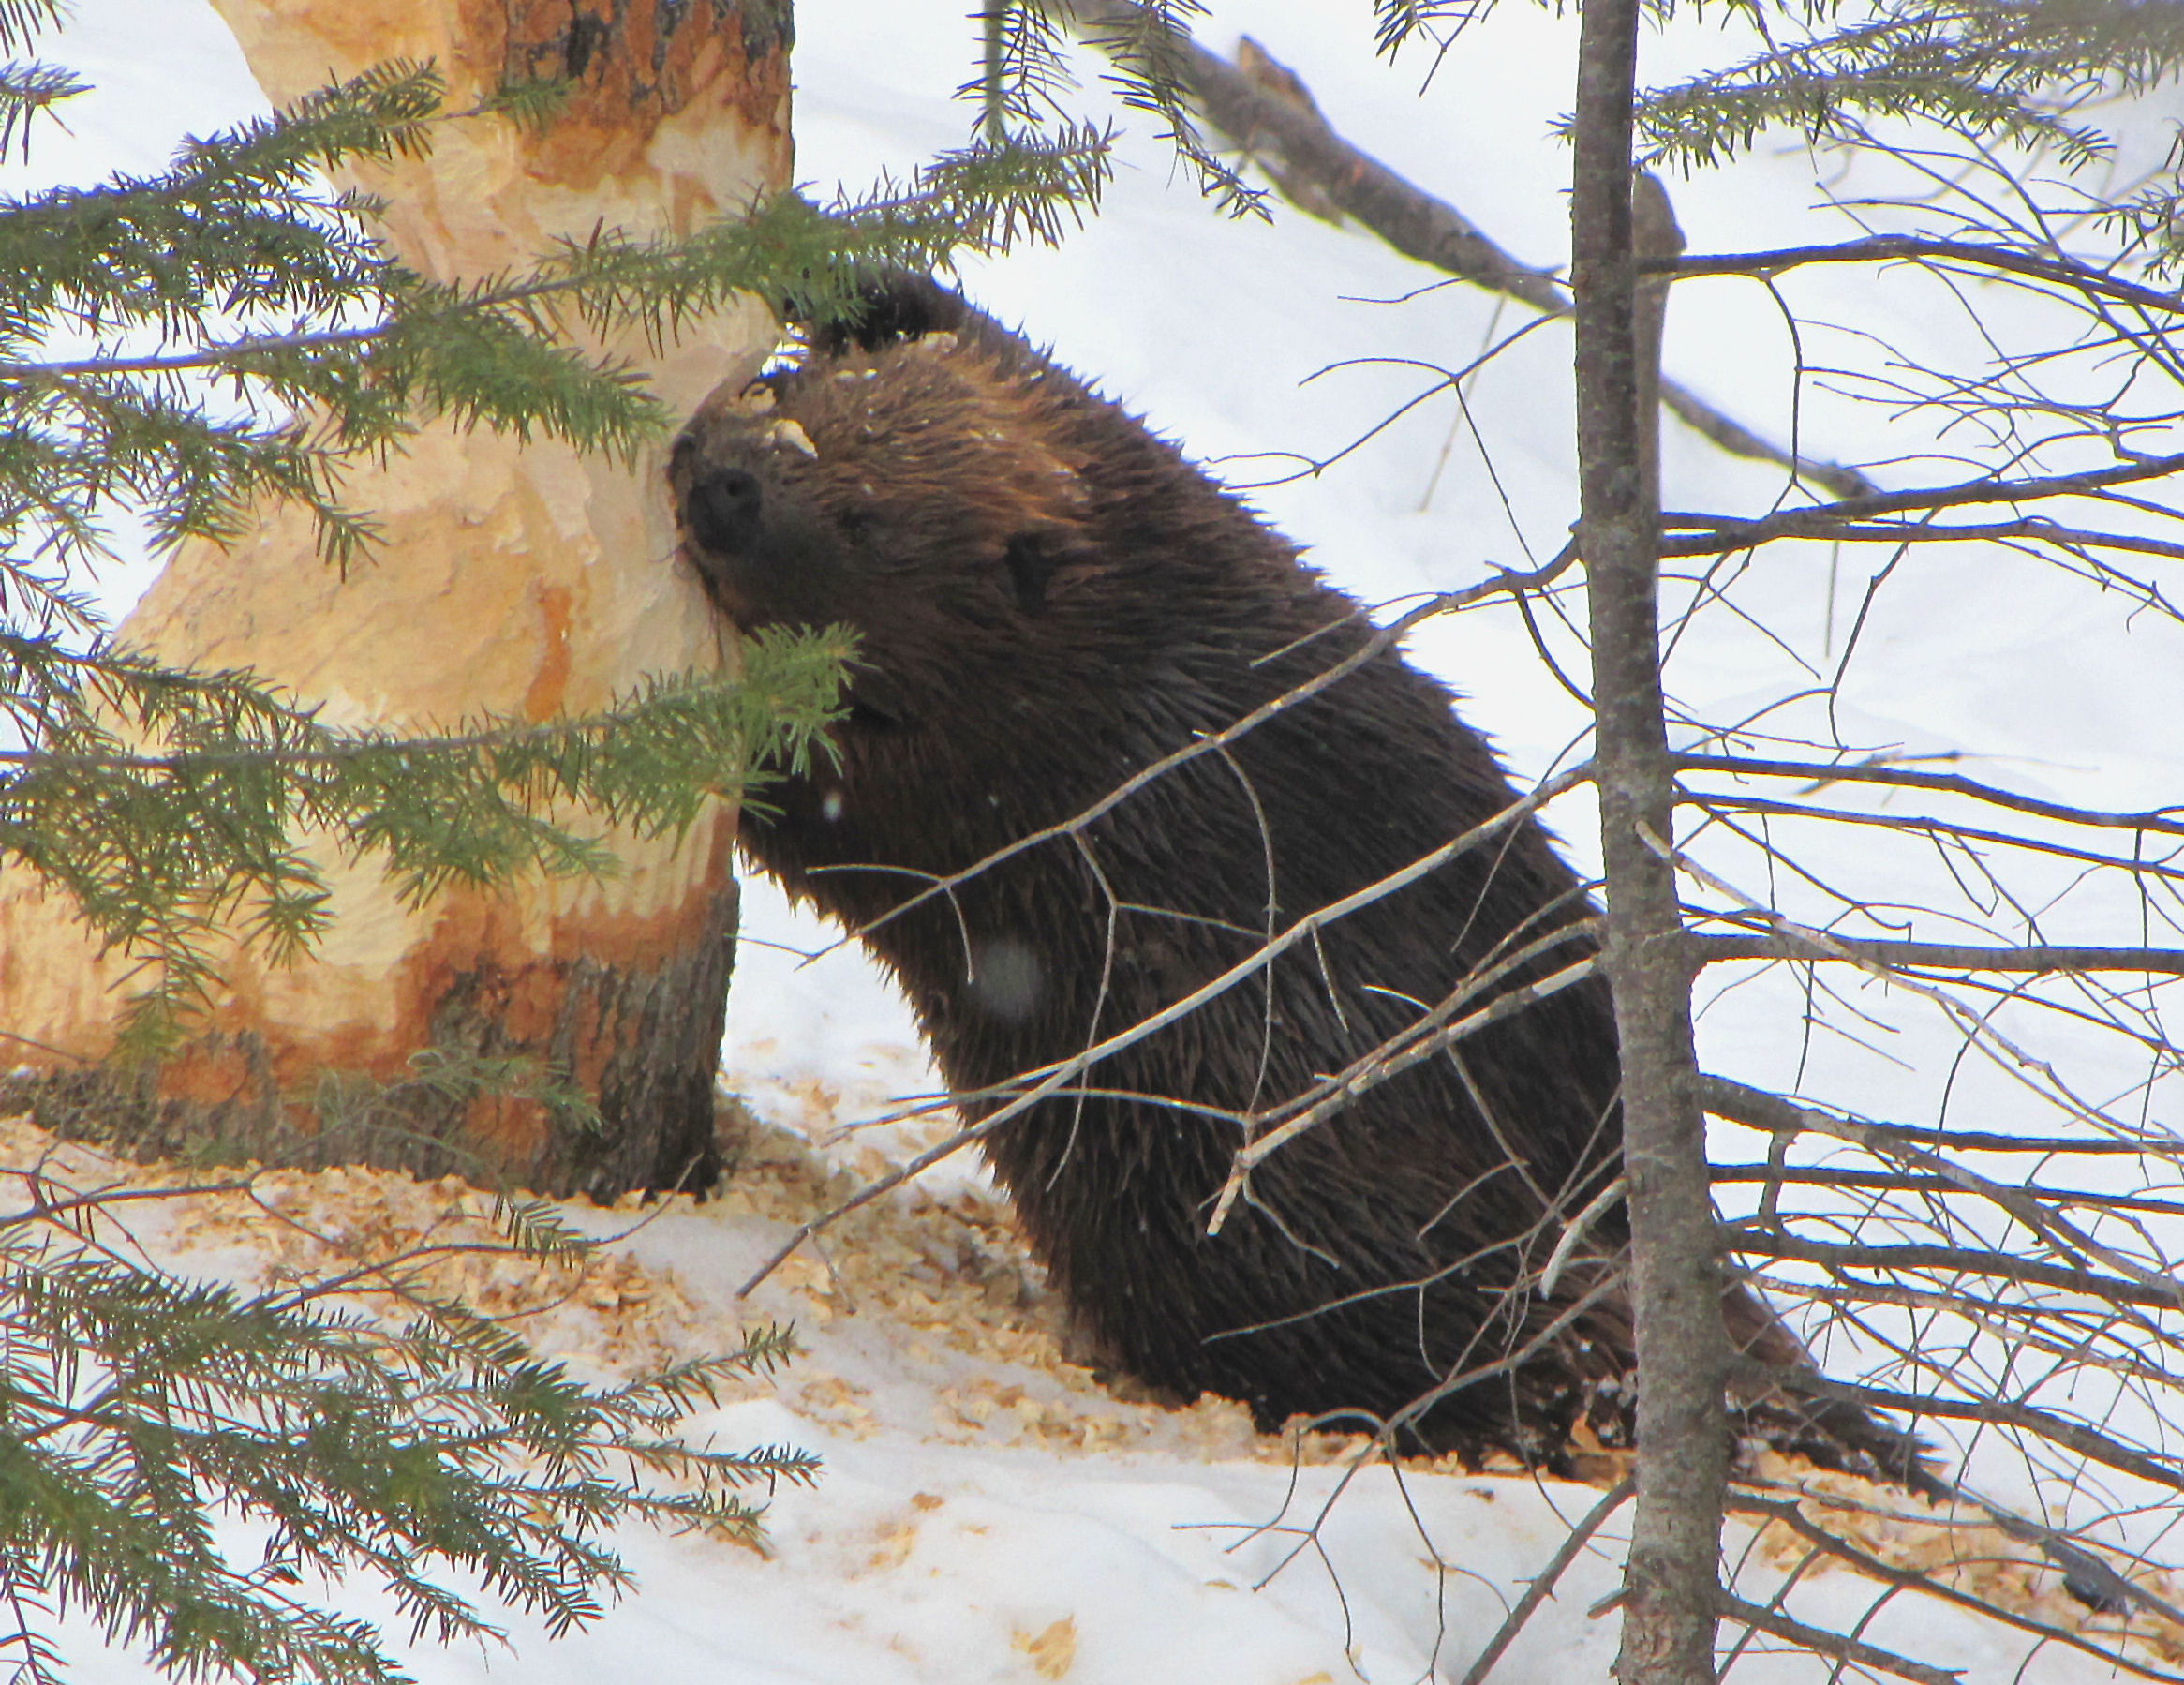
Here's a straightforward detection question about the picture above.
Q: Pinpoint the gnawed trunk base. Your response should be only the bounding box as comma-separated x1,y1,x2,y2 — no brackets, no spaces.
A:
0,877,738,1200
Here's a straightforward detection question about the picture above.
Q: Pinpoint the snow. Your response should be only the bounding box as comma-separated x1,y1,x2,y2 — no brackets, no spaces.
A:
14,1117,2134,1685
11,2,2184,1682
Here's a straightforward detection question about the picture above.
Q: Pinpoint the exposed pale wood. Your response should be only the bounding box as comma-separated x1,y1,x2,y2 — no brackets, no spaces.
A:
0,0,791,1195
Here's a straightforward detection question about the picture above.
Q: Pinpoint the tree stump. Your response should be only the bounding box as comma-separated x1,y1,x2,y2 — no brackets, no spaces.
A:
0,0,793,1197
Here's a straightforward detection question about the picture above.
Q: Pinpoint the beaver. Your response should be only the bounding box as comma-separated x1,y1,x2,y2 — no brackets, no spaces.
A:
670,274,1925,1481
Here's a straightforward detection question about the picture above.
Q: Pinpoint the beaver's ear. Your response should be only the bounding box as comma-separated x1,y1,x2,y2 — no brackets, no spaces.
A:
1002,528,1095,616
805,271,970,354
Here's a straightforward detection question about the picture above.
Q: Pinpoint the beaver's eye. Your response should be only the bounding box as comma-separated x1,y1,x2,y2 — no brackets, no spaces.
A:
685,466,764,554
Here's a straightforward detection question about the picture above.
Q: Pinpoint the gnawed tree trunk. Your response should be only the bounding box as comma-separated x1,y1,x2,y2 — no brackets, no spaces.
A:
0,0,792,1198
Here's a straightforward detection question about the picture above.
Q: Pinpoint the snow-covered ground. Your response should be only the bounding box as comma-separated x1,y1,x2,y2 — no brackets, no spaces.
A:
11,1109,2136,1685
11,1,2184,1680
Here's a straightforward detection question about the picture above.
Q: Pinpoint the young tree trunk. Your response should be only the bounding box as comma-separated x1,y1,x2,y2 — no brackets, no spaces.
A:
1570,3,1729,1680
0,1,792,1198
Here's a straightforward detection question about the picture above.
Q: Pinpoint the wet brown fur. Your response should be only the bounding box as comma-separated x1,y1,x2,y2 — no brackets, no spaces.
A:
670,276,1926,1482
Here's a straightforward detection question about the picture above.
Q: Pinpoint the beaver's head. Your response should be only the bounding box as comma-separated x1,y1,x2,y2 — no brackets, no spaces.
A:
684,336,1102,623
669,279,1323,749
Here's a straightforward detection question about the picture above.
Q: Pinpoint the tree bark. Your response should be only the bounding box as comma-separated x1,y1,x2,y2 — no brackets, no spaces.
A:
1570,5,1728,1682
0,1,792,1197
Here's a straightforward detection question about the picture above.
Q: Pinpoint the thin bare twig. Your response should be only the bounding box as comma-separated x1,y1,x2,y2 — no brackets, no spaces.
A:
811,546,1580,961
1454,1477,1635,1685
1701,1076,2181,1294
1659,447,2184,547
735,761,1594,1296
1672,751,2184,835
1723,1493,2184,1685
1715,1590,1963,1685
1692,934,2184,973
1725,1227,2184,1312
1667,235,2184,318
1729,1358,2184,1492
1065,3,1879,498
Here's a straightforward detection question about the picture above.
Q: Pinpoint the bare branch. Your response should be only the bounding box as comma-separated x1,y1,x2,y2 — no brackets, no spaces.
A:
818,545,1581,958
1665,235,2184,319
1692,934,2184,973
1672,752,2184,837
1664,517,2184,563
1717,1166,2184,1220
1726,1224,2184,1310
1715,1591,1963,1685
1065,2,1879,498
1731,1359,2184,1492
1684,797,2184,883
1208,951,1601,1233
1453,1477,1634,1685
1642,824,2166,1141
737,761,1595,1295
1068,2,1562,306
1701,1077,2180,1293
1660,449,2184,547
1723,1493,2184,1685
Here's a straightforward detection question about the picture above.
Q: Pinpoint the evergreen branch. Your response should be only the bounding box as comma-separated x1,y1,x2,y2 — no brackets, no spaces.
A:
0,2,61,56
1371,2,1493,63
0,629,849,1051
492,1198,600,1265
0,125,1112,567
303,1050,611,1183
1624,0,2184,171
0,37,919,1685
0,60,83,163
2103,136,2184,279
892,127,1115,252
1068,0,1268,219
962,3,1077,137
467,76,575,132
0,64,439,336
0,135,1111,385
0,1222,814,1685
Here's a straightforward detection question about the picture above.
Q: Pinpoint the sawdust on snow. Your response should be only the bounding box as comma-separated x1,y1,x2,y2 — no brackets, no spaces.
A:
2,1100,2179,1664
